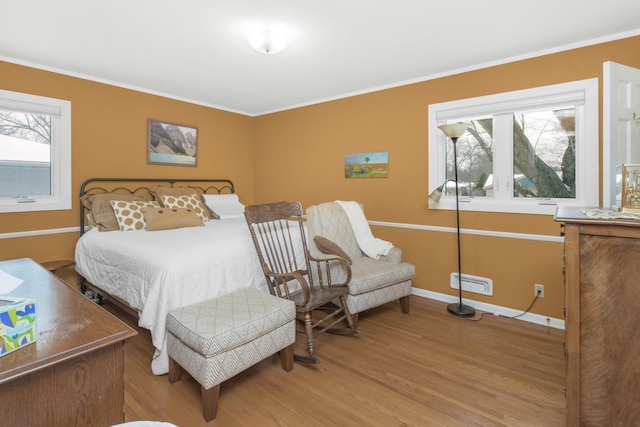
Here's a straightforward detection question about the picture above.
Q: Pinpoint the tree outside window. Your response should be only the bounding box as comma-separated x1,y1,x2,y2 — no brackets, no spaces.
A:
446,109,576,199
0,111,52,197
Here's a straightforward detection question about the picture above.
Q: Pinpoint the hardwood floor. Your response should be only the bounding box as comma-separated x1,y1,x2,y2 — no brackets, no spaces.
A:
105,296,566,426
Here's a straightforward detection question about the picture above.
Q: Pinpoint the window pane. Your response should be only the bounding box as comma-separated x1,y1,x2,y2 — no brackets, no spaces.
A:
0,111,52,197
512,108,575,199
429,79,598,214
446,118,494,197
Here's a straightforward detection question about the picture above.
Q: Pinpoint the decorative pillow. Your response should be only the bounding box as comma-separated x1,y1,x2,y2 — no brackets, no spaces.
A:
110,200,160,231
151,186,199,203
81,193,148,231
313,235,352,265
160,194,209,222
142,207,204,231
201,194,245,220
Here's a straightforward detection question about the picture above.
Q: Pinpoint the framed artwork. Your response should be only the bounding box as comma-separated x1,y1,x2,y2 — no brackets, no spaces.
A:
147,119,198,167
344,151,389,178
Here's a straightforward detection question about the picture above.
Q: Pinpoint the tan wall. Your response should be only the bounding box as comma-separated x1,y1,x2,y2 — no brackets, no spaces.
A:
2,36,639,320
253,35,640,319
0,61,255,262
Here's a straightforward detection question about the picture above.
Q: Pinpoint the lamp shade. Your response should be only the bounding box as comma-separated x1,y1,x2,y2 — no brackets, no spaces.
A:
438,123,469,139
428,184,446,204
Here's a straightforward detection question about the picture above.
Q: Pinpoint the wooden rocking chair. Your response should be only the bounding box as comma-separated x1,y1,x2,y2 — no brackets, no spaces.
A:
244,201,358,364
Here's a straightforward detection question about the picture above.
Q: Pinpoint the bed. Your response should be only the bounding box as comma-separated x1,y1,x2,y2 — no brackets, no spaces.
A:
74,178,271,375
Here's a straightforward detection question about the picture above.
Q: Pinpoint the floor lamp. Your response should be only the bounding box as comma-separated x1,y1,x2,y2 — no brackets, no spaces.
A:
429,123,476,318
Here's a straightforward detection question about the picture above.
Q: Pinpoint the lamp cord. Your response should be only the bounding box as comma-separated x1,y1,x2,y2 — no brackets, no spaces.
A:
466,292,541,322
509,292,540,319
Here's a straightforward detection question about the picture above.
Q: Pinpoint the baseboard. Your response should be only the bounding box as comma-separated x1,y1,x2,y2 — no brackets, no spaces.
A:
411,287,565,330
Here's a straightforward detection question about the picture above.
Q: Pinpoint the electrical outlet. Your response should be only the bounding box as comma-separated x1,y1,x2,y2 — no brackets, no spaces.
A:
535,283,544,298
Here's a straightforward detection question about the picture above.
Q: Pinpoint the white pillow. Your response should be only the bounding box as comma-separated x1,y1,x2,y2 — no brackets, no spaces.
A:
202,194,240,204
202,194,245,220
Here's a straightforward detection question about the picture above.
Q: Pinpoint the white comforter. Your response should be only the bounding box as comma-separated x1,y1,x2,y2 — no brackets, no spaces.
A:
75,218,269,375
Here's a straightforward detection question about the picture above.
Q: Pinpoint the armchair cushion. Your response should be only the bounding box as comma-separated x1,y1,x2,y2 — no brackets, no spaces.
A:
349,257,415,295
313,236,352,264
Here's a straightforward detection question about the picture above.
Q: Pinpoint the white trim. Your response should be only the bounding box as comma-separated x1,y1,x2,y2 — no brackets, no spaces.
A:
368,220,564,243
434,88,588,120
603,61,614,208
412,287,565,330
0,226,79,239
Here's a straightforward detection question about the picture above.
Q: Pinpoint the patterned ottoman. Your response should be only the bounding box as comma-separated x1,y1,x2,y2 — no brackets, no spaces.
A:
166,287,296,421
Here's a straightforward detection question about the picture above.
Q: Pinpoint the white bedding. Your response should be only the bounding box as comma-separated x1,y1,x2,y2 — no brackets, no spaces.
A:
75,218,269,375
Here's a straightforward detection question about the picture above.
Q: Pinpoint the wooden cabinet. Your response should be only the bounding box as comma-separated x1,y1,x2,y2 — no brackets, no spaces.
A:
555,207,640,426
0,258,137,426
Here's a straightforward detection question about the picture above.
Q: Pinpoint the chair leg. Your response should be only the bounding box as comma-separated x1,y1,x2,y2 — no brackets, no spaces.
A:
340,295,358,332
201,384,221,422
280,343,294,372
351,312,359,329
304,311,316,359
292,314,320,364
168,357,182,384
399,295,410,314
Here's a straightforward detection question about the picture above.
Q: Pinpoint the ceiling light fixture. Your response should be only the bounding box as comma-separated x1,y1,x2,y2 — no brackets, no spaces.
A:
248,29,288,55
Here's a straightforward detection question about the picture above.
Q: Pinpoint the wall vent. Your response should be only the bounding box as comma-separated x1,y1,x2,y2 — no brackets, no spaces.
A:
450,273,493,296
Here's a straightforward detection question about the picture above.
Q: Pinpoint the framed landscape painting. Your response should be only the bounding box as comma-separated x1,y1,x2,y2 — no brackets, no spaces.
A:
344,151,389,178
147,119,198,167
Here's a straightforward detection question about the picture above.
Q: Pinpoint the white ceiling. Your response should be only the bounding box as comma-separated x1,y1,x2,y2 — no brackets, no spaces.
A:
2,1,640,116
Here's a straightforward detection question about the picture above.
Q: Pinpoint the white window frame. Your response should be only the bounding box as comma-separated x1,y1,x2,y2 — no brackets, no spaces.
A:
0,90,71,213
428,79,599,215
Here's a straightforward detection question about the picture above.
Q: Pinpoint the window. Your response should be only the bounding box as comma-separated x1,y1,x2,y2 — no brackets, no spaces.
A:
0,90,71,213
428,79,598,215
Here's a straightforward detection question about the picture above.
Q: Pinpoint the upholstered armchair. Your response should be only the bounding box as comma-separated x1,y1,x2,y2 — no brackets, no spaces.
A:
306,201,415,327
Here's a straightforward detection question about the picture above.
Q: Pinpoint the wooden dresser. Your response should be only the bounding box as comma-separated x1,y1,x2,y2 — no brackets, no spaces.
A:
555,207,640,426
0,258,137,426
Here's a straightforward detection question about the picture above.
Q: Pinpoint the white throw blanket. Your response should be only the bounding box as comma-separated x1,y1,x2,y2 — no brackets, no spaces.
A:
335,200,393,259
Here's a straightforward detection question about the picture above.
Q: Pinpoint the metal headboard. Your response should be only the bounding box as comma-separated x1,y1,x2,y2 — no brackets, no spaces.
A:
79,177,235,235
